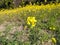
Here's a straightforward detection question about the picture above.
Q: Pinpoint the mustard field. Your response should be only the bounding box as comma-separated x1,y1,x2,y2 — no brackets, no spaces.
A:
0,3,60,45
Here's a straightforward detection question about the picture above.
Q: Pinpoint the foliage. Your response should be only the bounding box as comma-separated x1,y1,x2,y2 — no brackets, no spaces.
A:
0,0,13,8
0,0,60,8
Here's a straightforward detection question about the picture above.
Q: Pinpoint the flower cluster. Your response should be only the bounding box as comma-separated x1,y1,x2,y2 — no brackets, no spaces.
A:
27,17,37,28
49,26,56,30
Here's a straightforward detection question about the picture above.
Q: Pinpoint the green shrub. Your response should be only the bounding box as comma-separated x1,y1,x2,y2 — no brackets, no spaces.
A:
0,0,13,8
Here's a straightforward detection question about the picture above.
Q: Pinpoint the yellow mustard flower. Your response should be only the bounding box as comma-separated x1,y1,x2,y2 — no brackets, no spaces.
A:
52,37,56,43
49,27,52,30
27,17,31,25
53,27,56,30
27,17,37,28
49,26,56,30
27,21,30,25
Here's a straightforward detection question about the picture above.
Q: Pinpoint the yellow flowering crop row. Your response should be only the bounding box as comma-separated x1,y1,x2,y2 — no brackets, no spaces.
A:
0,3,60,15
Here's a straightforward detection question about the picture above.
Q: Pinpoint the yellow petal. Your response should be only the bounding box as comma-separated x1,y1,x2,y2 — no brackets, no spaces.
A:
53,27,56,30
52,38,56,43
27,21,30,25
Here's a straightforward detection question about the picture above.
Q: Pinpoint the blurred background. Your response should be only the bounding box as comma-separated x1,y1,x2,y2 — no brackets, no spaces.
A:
0,0,60,8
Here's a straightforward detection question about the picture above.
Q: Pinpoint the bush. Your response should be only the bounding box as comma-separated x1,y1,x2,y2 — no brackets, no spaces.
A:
0,0,13,8
1,0,60,8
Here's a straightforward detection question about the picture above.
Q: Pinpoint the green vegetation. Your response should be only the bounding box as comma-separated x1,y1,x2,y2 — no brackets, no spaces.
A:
0,3,60,45
0,0,60,8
